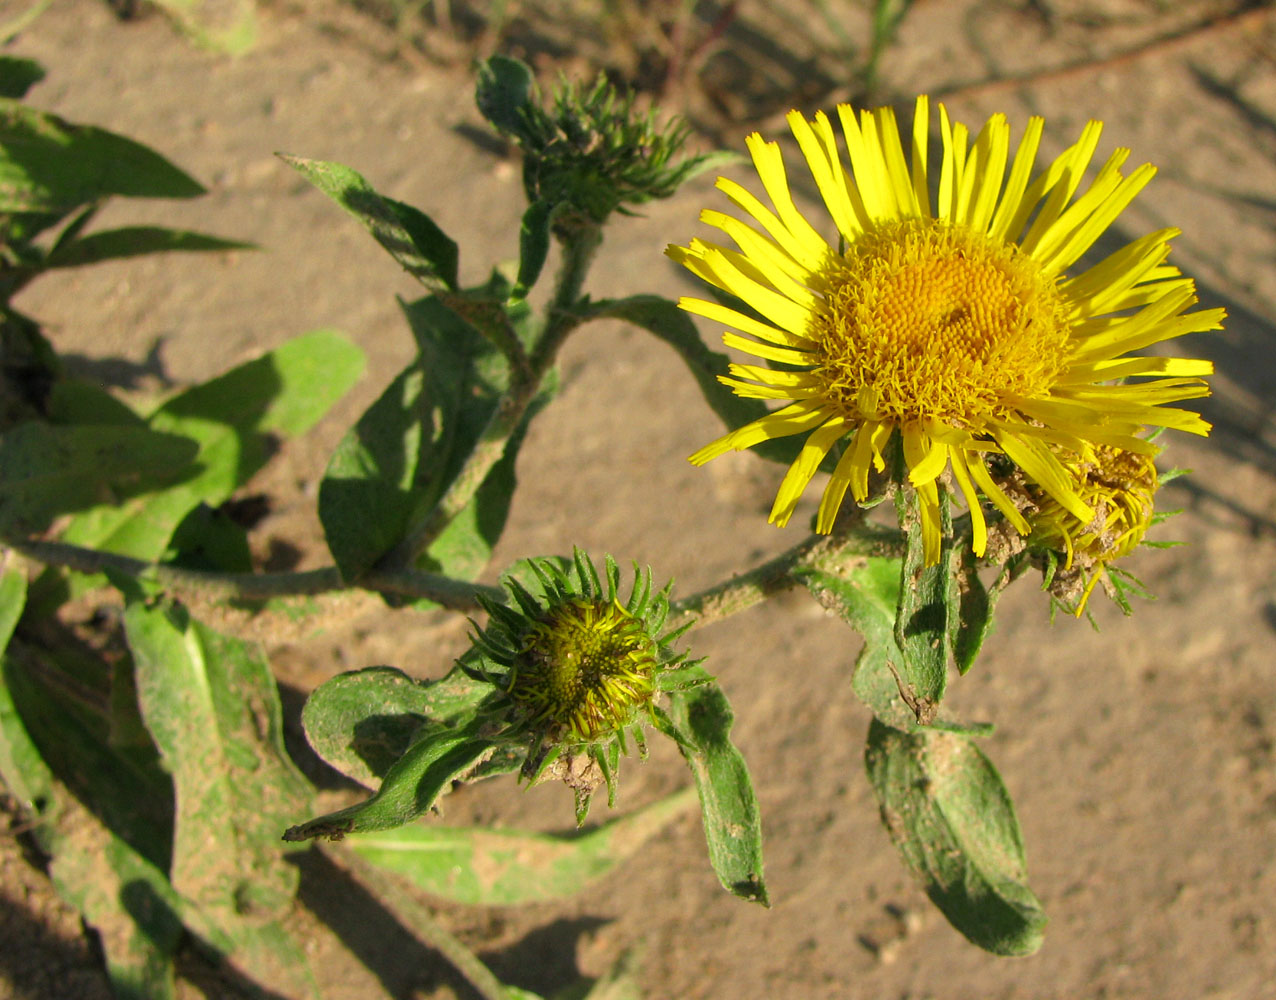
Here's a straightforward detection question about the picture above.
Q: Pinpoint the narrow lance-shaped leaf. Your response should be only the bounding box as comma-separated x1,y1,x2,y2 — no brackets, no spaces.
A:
514,198,554,299
663,682,768,905
347,786,696,905
865,718,1047,955
279,155,458,291
1,574,183,1000
284,716,497,841
0,99,205,212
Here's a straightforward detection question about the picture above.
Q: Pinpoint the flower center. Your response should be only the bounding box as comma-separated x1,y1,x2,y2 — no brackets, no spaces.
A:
513,599,657,742
810,217,1072,428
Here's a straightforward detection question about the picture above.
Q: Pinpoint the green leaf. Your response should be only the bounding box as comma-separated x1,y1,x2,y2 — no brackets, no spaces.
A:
301,664,497,787
514,199,554,298
0,55,44,99
954,544,996,675
475,55,535,137
46,379,146,427
279,155,458,291
0,568,47,814
0,100,205,212
43,226,253,268
47,820,184,1000
865,718,1047,955
595,295,798,465
0,422,199,534
1,642,174,868
284,715,497,841
347,786,696,905
320,296,549,587
798,560,990,736
665,682,768,905
0,660,183,1000
121,599,312,920
318,365,430,581
57,329,364,568
891,486,955,723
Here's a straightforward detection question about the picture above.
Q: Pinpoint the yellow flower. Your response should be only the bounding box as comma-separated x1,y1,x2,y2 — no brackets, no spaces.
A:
669,98,1222,563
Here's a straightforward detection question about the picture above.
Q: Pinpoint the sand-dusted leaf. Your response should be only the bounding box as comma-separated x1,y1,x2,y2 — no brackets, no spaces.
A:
891,486,956,723
799,561,991,736
865,718,1046,955
665,682,767,905
0,422,198,534
348,786,696,905
319,365,432,582
0,611,183,1000
56,329,363,571
279,155,458,291
0,99,205,212
122,598,311,917
286,715,496,841
43,226,252,268
302,665,498,787
955,544,997,675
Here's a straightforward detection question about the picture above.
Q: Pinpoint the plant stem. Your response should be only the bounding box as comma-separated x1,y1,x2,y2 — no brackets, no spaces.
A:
669,522,904,632
3,537,502,609
379,222,602,573
322,843,512,1000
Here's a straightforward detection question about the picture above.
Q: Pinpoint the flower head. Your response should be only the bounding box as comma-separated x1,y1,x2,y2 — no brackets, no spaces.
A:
466,549,700,821
669,99,1221,563
1021,443,1162,615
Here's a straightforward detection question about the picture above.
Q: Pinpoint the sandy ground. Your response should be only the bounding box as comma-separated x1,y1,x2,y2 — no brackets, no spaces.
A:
3,0,1276,997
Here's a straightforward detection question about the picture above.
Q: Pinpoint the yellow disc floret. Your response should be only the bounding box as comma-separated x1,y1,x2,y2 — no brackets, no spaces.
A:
813,218,1072,427
511,598,658,743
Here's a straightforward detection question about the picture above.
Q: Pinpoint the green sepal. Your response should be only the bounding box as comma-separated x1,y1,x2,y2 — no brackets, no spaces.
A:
865,718,1047,955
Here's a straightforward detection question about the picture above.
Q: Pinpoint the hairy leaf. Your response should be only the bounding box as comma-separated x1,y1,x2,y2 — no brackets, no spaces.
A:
348,786,695,905
0,422,197,534
865,719,1046,955
665,682,768,905
43,226,252,268
279,155,458,291
284,716,496,841
302,665,497,787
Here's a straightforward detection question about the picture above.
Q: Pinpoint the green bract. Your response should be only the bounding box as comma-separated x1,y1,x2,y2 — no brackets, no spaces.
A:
467,549,702,821
476,55,732,229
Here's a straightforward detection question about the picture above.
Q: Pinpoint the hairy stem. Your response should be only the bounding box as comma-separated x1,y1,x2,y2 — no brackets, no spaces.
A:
669,521,904,632
3,538,501,609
